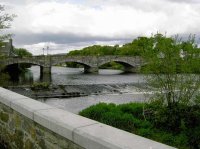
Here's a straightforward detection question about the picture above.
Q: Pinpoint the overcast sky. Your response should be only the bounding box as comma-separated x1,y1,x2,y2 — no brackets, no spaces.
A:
1,0,200,55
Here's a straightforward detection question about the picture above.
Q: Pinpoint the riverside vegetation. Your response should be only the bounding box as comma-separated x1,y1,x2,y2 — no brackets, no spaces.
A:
0,48,33,86
80,34,200,149
1,4,200,148
80,102,200,149
0,5,32,86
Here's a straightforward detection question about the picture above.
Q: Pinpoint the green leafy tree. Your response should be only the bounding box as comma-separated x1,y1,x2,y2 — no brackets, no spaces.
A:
14,48,32,57
142,34,200,106
141,34,200,135
0,5,15,41
0,5,15,86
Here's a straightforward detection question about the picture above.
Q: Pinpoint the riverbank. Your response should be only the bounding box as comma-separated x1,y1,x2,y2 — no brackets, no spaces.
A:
79,102,200,148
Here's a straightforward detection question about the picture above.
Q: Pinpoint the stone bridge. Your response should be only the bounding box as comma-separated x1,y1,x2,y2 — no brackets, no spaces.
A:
0,55,143,76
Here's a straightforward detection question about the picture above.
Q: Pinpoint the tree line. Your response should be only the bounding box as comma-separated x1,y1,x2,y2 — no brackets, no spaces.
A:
67,34,200,73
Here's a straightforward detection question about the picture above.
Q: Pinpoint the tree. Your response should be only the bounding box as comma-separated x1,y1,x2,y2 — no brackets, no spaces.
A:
0,5,15,86
0,5,15,41
142,34,200,106
14,48,32,57
141,34,200,133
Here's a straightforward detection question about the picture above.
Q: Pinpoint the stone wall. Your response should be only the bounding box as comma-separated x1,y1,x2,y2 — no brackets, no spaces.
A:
1,56,143,74
0,87,175,149
0,102,84,149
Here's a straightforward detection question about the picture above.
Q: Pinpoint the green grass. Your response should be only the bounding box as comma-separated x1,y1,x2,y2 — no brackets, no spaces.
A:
79,102,200,148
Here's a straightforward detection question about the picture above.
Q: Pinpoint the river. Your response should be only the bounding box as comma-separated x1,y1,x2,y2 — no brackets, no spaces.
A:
9,66,147,114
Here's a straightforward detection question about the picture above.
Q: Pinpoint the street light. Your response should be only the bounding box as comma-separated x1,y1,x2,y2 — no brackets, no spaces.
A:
43,48,45,56
47,46,49,55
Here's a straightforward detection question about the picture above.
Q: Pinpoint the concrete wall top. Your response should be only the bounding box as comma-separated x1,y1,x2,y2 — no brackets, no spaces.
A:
0,87,175,149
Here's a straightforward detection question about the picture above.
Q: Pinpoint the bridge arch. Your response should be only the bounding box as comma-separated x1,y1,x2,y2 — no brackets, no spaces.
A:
98,59,140,73
0,59,51,82
52,59,98,73
4,61,44,68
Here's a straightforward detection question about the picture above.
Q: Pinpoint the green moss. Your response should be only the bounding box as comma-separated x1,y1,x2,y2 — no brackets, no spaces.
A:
14,114,21,128
14,129,24,149
0,112,9,123
38,139,46,149
30,128,36,140
25,139,34,149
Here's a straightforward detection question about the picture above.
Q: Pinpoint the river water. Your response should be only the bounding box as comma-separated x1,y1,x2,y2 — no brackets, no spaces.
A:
10,66,147,114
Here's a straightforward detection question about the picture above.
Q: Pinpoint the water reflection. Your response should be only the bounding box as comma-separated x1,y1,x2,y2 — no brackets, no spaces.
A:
50,67,143,85
6,66,145,113
6,66,143,86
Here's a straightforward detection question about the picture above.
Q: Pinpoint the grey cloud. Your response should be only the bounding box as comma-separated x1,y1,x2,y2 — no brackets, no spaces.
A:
1,0,51,5
12,32,132,46
13,31,200,49
166,0,200,3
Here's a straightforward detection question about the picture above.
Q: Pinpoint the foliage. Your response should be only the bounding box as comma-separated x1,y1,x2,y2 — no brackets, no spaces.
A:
67,38,153,57
139,34,200,148
68,45,118,56
139,34,200,138
31,82,50,90
0,5,13,58
79,103,149,132
65,62,83,68
0,72,10,87
0,5,15,41
99,62,124,69
67,42,146,69
14,48,32,57
67,40,147,62
0,5,15,86
67,34,200,73
11,48,33,70
80,102,200,148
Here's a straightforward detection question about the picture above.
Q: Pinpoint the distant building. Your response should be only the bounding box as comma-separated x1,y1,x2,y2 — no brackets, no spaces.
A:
0,39,15,57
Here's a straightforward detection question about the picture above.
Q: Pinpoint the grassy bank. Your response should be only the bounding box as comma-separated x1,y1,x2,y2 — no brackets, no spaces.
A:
79,102,200,149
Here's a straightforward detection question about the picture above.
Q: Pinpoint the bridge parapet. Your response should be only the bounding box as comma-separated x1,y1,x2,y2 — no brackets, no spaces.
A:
0,55,144,74
0,87,175,149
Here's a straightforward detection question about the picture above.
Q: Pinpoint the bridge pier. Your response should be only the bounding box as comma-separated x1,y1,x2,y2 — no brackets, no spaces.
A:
40,66,51,74
40,66,52,82
84,66,98,73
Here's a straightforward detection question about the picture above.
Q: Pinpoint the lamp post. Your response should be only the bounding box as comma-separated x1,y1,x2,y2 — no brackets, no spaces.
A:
43,48,45,56
47,46,49,55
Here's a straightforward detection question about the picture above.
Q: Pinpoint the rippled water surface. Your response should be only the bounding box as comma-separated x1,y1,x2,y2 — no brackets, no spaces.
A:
29,66,144,85
14,66,146,113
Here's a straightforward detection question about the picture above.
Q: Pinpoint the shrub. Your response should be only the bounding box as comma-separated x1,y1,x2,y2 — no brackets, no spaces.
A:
101,112,136,132
79,102,146,132
79,103,116,120
79,102,200,148
0,73,10,87
118,102,144,119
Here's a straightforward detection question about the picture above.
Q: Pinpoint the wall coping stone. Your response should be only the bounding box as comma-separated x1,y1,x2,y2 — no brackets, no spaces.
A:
34,108,98,141
0,87,176,149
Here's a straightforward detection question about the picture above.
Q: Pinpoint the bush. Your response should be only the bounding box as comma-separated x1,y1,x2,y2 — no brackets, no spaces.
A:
79,103,116,121
0,73,10,87
79,102,146,132
101,112,136,132
80,102,153,133
118,102,144,119
79,102,200,148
